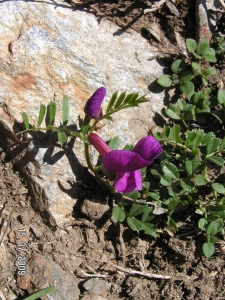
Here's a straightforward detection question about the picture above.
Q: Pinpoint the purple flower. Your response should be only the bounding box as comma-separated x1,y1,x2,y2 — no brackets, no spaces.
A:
88,133,163,193
84,87,106,119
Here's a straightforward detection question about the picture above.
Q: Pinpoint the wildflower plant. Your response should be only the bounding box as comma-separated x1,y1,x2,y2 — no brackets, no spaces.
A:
19,38,225,258
156,38,225,257
19,87,163,236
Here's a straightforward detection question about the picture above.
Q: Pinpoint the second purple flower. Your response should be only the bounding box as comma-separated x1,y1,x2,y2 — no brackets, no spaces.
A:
84,87,106,119
88,133,163,193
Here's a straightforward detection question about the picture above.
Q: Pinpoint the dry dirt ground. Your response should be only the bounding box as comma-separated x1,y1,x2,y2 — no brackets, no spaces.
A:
1,1,225,300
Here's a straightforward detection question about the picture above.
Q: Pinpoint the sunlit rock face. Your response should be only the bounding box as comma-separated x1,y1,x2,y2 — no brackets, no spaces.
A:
0,0,164,225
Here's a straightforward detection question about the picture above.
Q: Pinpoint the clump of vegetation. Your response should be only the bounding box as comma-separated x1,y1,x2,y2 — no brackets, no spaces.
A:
19,38,225,258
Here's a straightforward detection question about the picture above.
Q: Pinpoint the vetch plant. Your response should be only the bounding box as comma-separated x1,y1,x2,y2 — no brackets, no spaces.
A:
153,38,225,257
157,39,225,128
88,133,162,193
19,87,164,236
19,38,225,257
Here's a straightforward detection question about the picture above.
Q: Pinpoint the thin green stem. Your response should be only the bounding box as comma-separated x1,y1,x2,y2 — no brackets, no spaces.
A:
84,142,94,173
89,120,98,133
202,162,210,183
84,142,116,193
181,115,188,129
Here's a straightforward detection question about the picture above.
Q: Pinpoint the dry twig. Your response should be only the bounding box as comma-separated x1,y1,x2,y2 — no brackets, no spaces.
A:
110,263,170,280
78,264,109,278
121,195,167,215
144,0,167,14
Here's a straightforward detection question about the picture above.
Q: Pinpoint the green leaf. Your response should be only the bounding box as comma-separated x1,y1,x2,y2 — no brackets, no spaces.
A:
57,131,67,145
198,218,208,230
171,73,179,84
215,219,224,232
209,236,218,243
106,91,118,113
160,175,172,186
177,99,186,110
197,41,209,54
191,62,201,73
219,136,225,150
183,104,195,120
168,103,180,115
141,206,154,222
46,124,53,131
179,71,195,84
124,190,139,200
185,157,200,175
206,221,217,236
62,95,69,126
186,38,197,53
142,223,158,237
211,110,223,124
207,205,225,218
127,217,143,232
37,104,46,127
171,59,186,74
147,192,160,200
168,184,180,197
212,183,225,194
180,178,195,191
163,126,171,138
203,243,215,258
123,144,133,151
112,206,125,222
168,198,179,211
193,174,205,185
114,92,126,109
185,132,202,148
202,49,217,63
81,115,90,135
218,89,225,105
192,91,204,105
162,162,179,179
201,132,214,144
201,77,208,87
167,217,178,232
128,204,147,217
108,136,120,150
49,101,56,126
157,75,172,87
165,108,180,120
20,112,29,130
208,156,224,165
202,67,216,77
170,124,182,143
124,93,139,105
23,286,55,300
180,82,194,94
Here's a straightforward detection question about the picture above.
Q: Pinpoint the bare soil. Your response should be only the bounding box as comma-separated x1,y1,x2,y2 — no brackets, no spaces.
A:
1,1,225,300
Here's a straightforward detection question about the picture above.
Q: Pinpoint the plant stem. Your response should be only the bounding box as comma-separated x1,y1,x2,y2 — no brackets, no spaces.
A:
84,142,94,173
89,120,98,133
84,142,116,193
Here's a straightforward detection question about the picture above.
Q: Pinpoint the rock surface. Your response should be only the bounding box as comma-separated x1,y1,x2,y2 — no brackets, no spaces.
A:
17,254,80,300
0,0,165,225
83,278,111,295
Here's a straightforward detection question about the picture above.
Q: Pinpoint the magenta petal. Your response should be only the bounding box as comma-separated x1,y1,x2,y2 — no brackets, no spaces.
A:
103,150,151,173
115,170,142,193
88,133,111,156
132,136,163,162
84,87,106,119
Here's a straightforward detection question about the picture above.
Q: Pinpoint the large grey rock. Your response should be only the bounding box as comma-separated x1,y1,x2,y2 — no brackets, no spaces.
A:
17,254,80,300
0,0,164,225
